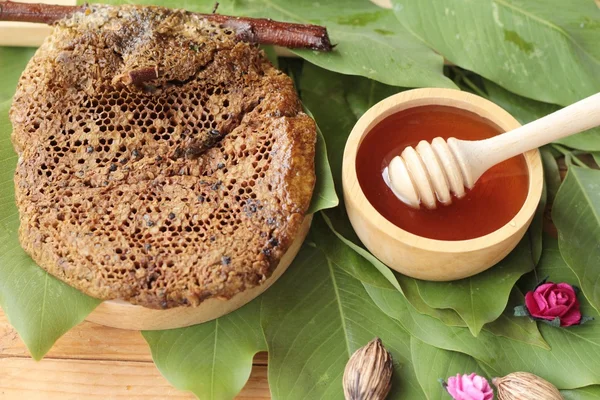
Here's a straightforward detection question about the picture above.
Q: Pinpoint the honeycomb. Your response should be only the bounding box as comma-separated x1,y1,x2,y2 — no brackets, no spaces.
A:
10,4,316,309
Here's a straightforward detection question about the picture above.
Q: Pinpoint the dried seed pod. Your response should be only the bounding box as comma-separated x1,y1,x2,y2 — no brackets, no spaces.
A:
343,338,393,400
493,372,563,400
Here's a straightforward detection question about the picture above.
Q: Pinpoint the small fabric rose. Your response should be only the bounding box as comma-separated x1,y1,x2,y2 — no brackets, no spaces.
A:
442,373,494,400
525,282,581,327
514,278,593,328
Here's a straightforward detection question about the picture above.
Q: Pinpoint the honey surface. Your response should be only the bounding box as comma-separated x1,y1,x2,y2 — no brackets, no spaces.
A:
356,105,529,241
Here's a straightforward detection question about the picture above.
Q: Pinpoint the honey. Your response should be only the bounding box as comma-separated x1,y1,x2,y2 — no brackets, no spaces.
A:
356,105,529,241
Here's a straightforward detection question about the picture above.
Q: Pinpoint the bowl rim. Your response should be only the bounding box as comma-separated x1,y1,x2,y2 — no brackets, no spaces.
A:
342,87,544,253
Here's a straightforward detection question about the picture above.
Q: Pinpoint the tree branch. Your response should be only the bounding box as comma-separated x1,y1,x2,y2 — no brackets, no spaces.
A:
0,1,333,51
0,1,81,24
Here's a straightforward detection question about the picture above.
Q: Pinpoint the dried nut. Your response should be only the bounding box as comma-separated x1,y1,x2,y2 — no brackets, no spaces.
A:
493,372,563,400
343,338,393,400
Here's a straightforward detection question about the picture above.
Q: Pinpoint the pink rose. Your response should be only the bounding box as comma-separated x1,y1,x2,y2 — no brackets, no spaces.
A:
446,373,493,400
525,282,581,327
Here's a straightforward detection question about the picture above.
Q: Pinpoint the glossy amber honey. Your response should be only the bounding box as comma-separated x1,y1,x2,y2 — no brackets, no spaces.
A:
356,105,529,241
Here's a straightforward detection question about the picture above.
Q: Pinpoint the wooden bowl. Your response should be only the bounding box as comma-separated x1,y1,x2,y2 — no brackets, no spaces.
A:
85,215,311,330
342,88,543,281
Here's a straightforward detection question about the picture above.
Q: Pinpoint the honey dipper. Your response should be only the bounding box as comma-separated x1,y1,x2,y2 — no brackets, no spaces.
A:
385,92,600,209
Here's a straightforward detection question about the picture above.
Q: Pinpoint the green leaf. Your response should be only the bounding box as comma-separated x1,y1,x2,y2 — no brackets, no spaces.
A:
307,214,395,291
320,213,401,291
143,213,424,400
300,62,403,188
411,337,488,400
301,63,404,289
553,166,600,313
530,146,559,266
393,0,600,106
237,0,455,90
541,146,562,204
0,47,36,101
0,224,101,360
397,274,466,327
261,219,425,400
299,63,405,293
142,299,267,400
400,273,548,349
97,0,454,89
0,211,101,360
484,288,549,350
414,238,534,336
483,79,600,151
553,144,590,169
0,100,100,360
261,45,279,68
278,58,304,92
323,208,547,348
592,152,600,168
365,237,600,390
562,386,600,400
530,174,546,266
306,114,339,214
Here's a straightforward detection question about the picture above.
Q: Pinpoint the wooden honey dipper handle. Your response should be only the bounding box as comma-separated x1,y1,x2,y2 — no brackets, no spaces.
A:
387,92,600,209
453,92,600,187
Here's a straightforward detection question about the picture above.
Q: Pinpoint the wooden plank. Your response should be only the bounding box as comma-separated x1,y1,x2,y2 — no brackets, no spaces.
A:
0,307,270,398
0,309,269,365
254,352,268,366
0,312,152,362
370,0,392,8
0,358,270,399
236,367,270,400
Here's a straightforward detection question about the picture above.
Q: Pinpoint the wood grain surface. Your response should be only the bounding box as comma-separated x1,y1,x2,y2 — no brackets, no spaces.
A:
0,308,270,399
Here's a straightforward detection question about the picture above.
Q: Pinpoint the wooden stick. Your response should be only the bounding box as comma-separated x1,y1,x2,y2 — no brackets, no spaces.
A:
0,0,333,51
122,66,159,86
208,14,332,51
0,1,80,24
387,91,600,210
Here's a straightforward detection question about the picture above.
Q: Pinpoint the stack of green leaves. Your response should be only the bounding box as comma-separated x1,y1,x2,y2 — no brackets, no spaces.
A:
1,0,599,398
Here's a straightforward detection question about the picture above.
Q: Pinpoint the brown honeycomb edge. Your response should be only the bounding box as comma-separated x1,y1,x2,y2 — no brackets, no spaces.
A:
84,215,312,330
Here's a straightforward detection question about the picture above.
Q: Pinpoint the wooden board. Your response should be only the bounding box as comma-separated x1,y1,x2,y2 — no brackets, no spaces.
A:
0,308,270,399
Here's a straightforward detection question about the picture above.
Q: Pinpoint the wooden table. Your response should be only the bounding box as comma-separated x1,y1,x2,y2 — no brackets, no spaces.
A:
0,308,270,399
